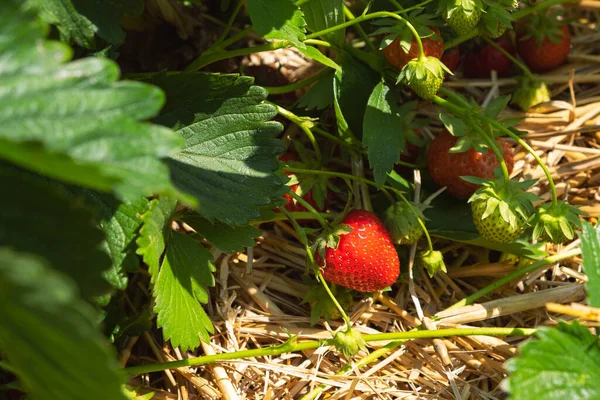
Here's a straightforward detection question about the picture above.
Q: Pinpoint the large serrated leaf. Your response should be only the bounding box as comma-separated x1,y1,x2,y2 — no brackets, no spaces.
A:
28,0,143,46
363,81,405,187
0,169,112,299
136,196,178,283
148,72,287,225
0,3,185,201
0,249,127,400
504,321,600,400
580,221,600,308
300,0,345,46
182,212,260,254
154,231,216,350
76,190,149,290
246,0,306,49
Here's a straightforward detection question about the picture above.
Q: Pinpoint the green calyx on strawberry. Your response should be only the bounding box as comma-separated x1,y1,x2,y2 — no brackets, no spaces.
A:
478,0,515,38
467,172,540,243
419,250,447,277
531,201,586,244
439,0,483,37
384,201,426,245
314,210,400,293
398,57,450,100
517,9,570,48
511,75,551,111
333,327,366,358
301,281,354,325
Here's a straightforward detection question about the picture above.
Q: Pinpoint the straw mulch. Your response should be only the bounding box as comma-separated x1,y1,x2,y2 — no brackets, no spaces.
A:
125,3,600,399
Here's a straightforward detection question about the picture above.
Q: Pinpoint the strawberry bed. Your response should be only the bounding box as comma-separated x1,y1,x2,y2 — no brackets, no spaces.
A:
2,1,600,400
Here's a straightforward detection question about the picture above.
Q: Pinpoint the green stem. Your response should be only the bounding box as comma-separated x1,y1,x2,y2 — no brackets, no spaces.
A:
343,5,376,51
306,11,424,60
482,37,533,78
267,101,322,162
316,270,352,328
288,191,329,228
212,0,245,48
264,68,331,95
215,26,254,51
251,212,334,224
445,248,581,310
124,327,536,376
398,196,434,251
185,41,290,72
304,39,332,48
476,116,559,205
400,0,435,14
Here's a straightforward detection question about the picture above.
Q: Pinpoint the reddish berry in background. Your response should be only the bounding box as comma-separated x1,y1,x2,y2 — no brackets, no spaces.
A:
427,130,514,198
441,47,461,73
463,39,514,79
320,210,400,293
517,25,571,72
383,27,444,71
280,152,328,213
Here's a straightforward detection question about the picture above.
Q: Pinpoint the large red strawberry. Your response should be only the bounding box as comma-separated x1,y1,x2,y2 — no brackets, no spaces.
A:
318,210,400,293
516,16,571,72
427,130,514,198
383,27,444,71
280,152,330,213
463,39,514,78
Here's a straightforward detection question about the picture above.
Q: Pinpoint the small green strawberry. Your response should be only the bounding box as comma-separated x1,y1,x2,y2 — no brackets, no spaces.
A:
420,250,447,277
398,57,450,100
384,202,425,245
531,201,586,244
479,0,516,38
333,327,366,358
445,6,482,36
302,281,354,326
511,75,551,111
467,173,540,243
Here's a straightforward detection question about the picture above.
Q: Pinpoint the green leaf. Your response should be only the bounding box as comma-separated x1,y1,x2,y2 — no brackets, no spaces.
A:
182,212,260,254
334,53,380,139
580,221,600,308
0,169,112,299
298,70,335,110
504,321,600,400
363,82,404,187
154,231,216,350
148,72,287,225
136,197,178,283
300,0,345,46
0,4,186,201
0,249,127,400
27,0,96,47
297,46,341,71
246,0,306,49
484,95,511,119
76,190,149,290
71,0,144,45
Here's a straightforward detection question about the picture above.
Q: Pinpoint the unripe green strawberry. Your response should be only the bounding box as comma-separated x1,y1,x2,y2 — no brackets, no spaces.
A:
511,75,551,111
484,24,507,38
467,174,540,244
398,57,449,100
446,7,482,36
384,202,425,245
471,198,526,243
531,201,585,244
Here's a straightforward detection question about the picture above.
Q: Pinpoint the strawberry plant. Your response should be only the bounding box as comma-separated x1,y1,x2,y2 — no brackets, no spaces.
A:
1,0,599,399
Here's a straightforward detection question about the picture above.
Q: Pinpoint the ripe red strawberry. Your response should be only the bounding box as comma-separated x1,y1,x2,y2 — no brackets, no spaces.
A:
280,152,329,213
463,39,514,78
427,130,514,198
441,47,461,74
319,210,400,293
517,23,571,72
384,27,444,71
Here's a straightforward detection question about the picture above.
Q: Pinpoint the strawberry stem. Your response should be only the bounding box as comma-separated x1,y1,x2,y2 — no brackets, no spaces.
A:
343,5,377,51
315,269,352,328
267,101,322,163
288,191,330,228
482,36,534,79
124,327,537,376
